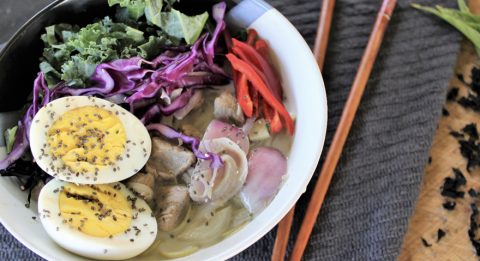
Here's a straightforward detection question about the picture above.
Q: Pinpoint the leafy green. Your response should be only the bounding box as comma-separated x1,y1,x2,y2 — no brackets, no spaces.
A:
108,0,146,20
109,0,208,44
412,0,480,55
40,0,209,88
4,126,17,154
40,17,173,87
139,32,180,57
146,6,209,44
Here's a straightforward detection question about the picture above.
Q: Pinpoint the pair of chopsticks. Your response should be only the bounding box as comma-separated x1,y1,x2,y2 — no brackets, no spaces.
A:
271,0,397,260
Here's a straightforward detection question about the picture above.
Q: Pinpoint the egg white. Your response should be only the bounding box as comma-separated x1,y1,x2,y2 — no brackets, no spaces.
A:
38,179,158,260
29,96,152,184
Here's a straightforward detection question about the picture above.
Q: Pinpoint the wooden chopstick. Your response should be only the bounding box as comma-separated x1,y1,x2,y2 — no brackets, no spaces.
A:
314,0,336,71
271,1,336,261
289,1,397,260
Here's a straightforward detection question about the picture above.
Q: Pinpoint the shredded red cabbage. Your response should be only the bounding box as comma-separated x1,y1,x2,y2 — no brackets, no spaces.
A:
147,123,223,169
0,121,28,170
203,2,227,65
0,73,50,170
55,57,153,97
53,2,228,119
140,88,196,123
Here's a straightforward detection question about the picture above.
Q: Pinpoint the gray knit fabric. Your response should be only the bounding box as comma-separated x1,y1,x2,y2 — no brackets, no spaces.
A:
0,0,460,260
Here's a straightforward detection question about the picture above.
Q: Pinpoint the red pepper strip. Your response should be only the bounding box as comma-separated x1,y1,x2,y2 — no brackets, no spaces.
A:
255,39,269,60
237,73,253,117
226,54,294,135
247,28,258,46
270,112,283,133
226,32,254,118
263,101,282,133
249,82,259,117
232,39,283,101
254,39,284,100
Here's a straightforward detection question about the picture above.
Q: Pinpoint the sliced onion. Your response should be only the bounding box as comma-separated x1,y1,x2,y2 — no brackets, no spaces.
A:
189,138,248,205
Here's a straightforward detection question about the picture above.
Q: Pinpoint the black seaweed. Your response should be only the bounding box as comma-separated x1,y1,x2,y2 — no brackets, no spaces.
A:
470,189,479,198
0,159,49,207
469,203,480,256
437,229,446,242
457,67,480,112
442,108,450,116
442,201,456,210
472,67,480,92
441,168,466,199
451,123,480,172
449,131,464,139
458,95,480,112
463,124,479,140
421,238,432,247
447,87,459,101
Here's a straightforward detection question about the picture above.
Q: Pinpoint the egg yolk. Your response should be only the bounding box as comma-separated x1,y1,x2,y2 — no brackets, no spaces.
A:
59,183,132,237
47,106,126,175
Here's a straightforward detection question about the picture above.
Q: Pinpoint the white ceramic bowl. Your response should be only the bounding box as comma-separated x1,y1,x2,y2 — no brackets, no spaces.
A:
0,0,327,260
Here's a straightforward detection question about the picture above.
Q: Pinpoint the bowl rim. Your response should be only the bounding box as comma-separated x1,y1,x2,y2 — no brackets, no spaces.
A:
0,1,328,260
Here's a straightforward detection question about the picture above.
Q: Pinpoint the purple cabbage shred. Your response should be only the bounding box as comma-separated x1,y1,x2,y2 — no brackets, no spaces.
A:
0,73,50,170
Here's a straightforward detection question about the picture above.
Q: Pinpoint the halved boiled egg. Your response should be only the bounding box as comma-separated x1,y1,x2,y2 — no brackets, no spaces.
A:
30,96,151,184
38,179,157,260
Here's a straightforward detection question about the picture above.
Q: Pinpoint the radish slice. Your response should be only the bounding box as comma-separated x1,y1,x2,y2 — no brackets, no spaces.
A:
240,147,287,214
202,120,249,153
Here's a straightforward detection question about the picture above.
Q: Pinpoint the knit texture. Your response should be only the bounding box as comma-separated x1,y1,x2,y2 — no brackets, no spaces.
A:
0,0,460,260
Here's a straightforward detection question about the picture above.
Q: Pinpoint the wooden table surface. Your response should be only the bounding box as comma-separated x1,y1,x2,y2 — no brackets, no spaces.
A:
399,1,480,259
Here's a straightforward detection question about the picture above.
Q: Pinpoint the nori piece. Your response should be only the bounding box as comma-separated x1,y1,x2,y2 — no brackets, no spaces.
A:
442,108,450,116
441,168,466,199
447,87,459,101
450,131,464,139
420,237,432,247
472,67,480,93
463,124,479,140
469,203,480,256
442,201,456,210
470,189,479,198
457,67,480,112
421,238,432,247
0,159,49,208
437,229,446,242
458,95,480,112
451,123,480,172
458,73,465,84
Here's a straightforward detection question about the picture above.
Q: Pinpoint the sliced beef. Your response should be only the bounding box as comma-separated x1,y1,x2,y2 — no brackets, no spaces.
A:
126,172,155,207
146,137,196,181
213,91,245,125
156,185,191,231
